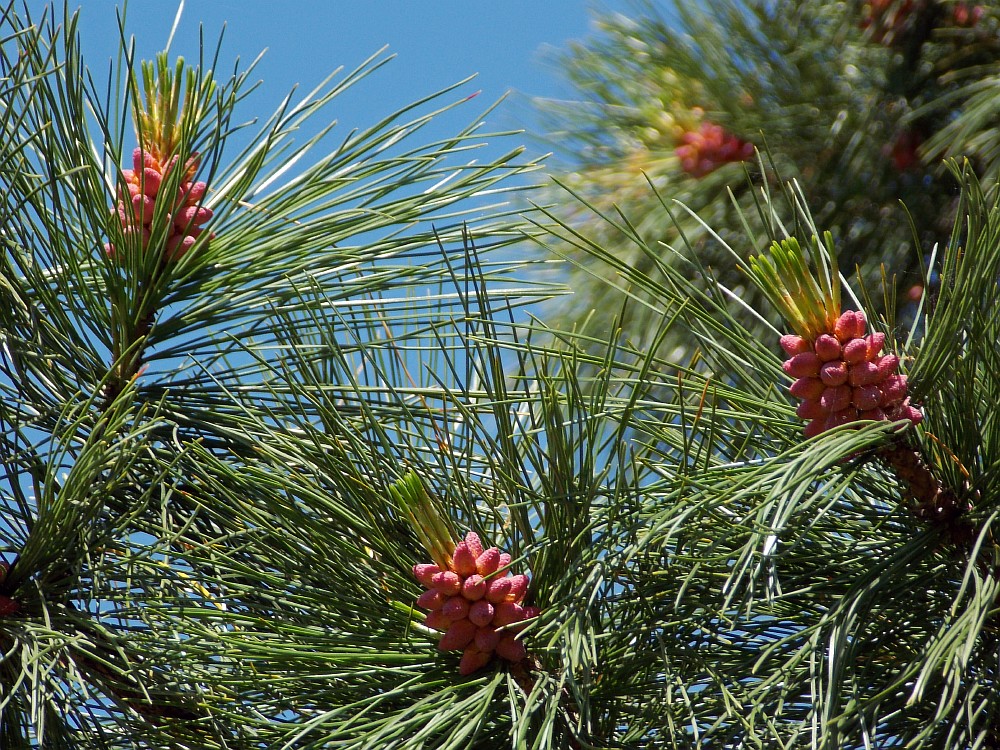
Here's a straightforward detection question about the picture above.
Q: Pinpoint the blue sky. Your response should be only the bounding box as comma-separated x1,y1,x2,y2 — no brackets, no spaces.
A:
55,1,622,167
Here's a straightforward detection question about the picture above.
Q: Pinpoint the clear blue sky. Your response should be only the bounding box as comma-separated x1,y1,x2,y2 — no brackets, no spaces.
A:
52,1,624,166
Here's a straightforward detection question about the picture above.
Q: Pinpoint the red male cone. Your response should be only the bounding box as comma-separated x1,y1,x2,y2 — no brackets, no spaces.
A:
391,473,537,676
746,231,971,524
106,54,215,263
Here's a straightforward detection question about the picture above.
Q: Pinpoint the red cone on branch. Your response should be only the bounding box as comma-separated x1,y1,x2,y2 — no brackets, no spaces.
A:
749,234,922,438
412,530,535,674
105,56,215,263
782,311,921,437
675,121,754,177
393,473,537,676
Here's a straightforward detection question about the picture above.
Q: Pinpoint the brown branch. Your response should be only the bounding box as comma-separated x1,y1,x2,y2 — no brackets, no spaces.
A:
877,437,975,543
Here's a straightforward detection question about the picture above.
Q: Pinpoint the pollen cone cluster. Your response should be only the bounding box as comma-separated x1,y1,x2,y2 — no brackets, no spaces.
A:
107,147,213,262
675,122,754,177
413,531,538,676
781,310,922,437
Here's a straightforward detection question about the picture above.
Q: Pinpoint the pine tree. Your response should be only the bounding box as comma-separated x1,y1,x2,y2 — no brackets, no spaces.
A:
5,0,1000,748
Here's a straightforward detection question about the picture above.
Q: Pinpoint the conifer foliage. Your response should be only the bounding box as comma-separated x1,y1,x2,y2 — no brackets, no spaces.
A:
4,1,1000,749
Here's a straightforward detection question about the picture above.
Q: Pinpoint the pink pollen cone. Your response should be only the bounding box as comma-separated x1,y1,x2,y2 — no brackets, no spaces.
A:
505,574,529,602
876,354,900,379
784,352,821,378
451,541,478,577
880,374,908,406
475,625,501,652
461,574,487,601
803,418,825,438
424,609,451,631
852,385,882,411
814,334,842,362
796,399,825,420
485,576,512,604
441,596,471,622
439,618,477,651
476,547,500,576
165,234,197,262
790,377,825,401
464,531,484,559
414,563,441,587
493,601,526,628
139,168,162,198
416,589,447,611
468,600,495,627
823,409,856,431
834,311,859,342
820,385,852,413
496,635,527,663
866,332,886,359
819,361,848,387
431,571,462,596
459,646,492,675
780,334,810,356
842,339,869,364
848,362,879,388
498,552,512,569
